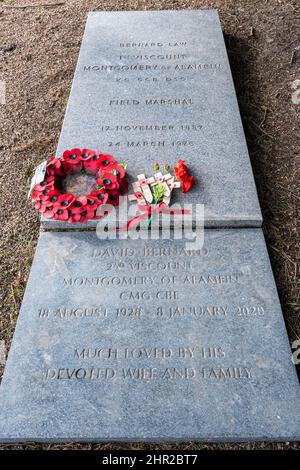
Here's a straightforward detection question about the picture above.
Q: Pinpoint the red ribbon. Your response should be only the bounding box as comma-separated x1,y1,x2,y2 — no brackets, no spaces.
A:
118,202,192,231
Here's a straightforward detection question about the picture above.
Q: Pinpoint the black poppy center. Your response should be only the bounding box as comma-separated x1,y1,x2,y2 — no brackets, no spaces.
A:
110,195,117,201
74,201,82,207
48,164,54,169
41,181,48,187
87,199,94,205
50,196,58,202
81,211,87,217
69,154,77,160
81,153,89,159
102,160,109,166
61,200,69,207
57,209,63,215
97,194,104,200
43,189,50,196
92,155,99,161
103,179,111,185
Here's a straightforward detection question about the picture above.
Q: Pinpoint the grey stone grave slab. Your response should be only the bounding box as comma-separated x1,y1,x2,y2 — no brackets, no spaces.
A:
0,229,299,442
40,9,262,230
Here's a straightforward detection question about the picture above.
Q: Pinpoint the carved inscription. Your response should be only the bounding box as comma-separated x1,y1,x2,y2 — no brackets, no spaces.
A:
38,305,265,320
62,274,241,287
80,37,225,150
45,367,252,381
44,345,253,382
37,244,265,322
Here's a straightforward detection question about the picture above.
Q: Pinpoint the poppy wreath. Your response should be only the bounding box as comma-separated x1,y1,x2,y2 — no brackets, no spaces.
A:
31,148,128,223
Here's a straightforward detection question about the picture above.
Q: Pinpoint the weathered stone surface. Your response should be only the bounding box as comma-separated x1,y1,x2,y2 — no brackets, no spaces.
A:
41,10,262,230
0,229,299,442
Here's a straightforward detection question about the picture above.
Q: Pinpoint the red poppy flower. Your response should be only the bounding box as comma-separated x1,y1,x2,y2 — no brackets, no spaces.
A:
80,148,95,162
35,175,55,191
46,189,61,205
46,156,64,176
61,148,82,174
39,202,52,213
79,208,96,223
85,196,99,212
32,176,55,200
38,187,57,202
97,172,119,190
54,208,69,221
90,189,109,205
70,196,88,214
104,163,126,181
174,160,194,193
61,148,81,161
106,190,122,207
32,189,42,201
42,205,55,218
98,154,116,168
68,207,95,223
83,151,116,174
34,201,43,211
56,193,75,210
83,152,102,173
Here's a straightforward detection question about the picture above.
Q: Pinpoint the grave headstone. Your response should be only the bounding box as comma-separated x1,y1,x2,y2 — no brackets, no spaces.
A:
0,230,299,442
41,10,262,229
1,9,299,444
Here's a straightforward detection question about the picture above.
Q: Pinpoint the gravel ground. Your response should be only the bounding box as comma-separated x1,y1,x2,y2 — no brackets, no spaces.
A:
0,0,299,450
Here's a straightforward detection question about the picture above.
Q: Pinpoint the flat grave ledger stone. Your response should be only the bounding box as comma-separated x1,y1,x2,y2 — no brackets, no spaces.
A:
41,9,262,230
0,229,299,442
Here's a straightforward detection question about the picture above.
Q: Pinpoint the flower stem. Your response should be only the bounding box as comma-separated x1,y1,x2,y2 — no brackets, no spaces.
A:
148,200,158,227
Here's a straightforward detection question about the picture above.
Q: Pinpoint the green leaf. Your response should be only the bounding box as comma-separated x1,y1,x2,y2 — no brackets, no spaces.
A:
119,162,128,170
152,184,165,202
111,169,118,176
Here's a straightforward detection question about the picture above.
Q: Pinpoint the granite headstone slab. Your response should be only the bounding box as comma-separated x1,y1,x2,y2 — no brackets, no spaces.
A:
41,9,262,229
0,229,299,442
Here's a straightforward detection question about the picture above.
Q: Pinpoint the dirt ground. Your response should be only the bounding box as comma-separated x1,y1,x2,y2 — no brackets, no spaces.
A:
0,0,299,451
